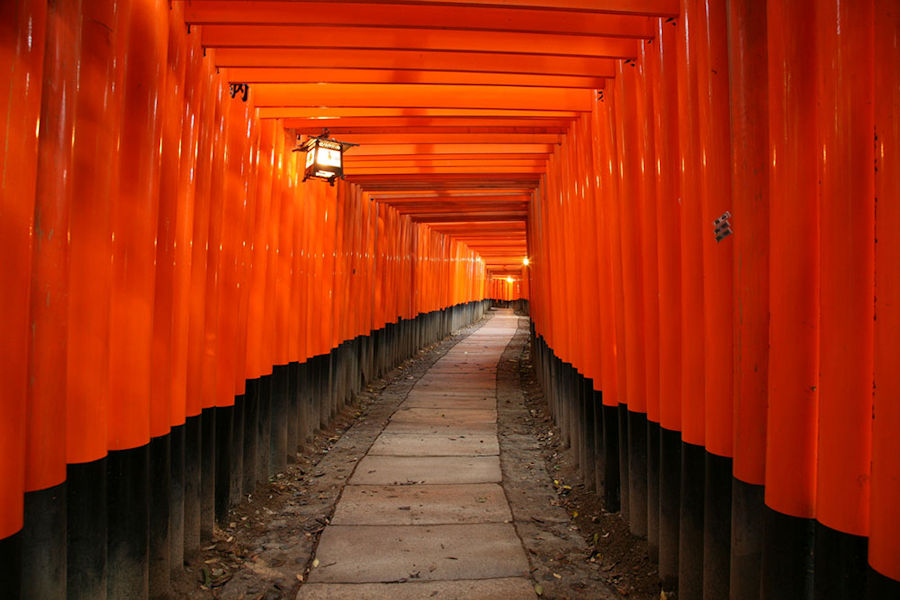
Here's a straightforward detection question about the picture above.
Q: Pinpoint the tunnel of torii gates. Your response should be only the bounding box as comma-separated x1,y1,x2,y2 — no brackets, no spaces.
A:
1,0,899,599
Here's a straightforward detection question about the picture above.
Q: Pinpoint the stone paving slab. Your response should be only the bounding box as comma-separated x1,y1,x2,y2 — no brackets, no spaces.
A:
331,483,511,525
349,455,502,485
297,577,537,599
415,382,496,390
382,419,498,436
404,390,494,400
425,367,497,373
368,432,498,456
402,396,497,410
307,523,530,583
391,407,497,424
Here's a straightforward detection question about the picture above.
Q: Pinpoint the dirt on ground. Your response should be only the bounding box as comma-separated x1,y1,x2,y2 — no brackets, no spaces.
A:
170,311,662,600
508,316,662,600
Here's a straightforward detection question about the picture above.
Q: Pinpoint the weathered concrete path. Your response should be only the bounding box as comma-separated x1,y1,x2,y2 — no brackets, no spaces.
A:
298,311,536,599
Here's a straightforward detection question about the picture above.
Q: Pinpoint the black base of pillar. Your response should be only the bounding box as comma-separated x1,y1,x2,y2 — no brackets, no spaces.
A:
148,435,170,599
760,506,814,600
0,531,22,599
581,378,596,492
592,390,604,496
647,421,661,563
242,381,258,497
659,427,681,590
21,482,67,599
183,415,201,557
868,566,900,599
67,458,107,600
814,521,868,600
679,441,705,600
214,405,233,525
731,478,764,600
618,404,630,521
169,423,185,574
703,452,732,600
286,364,299,461
256,375,271,485
601,404,621,512
627,410,648,538
200,407,215,541
107,445,149,600
270,365,288,477
229,395,245,507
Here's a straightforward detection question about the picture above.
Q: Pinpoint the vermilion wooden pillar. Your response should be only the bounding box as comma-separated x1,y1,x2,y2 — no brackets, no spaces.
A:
22,1,81,596
107,1,167,598
695,1,734,598
763,1,819,598
147,5,187,594
65,0,122,596
651,15,682,593
0,4,46,593
169,11,201,575
184,42,216,559
814,2,874,598
676,1,706,597
726,1,769,599
870,1,900,595
636,40,662,564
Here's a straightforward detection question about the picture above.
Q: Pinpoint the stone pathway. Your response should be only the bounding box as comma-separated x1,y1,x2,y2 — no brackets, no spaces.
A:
298,311,536,599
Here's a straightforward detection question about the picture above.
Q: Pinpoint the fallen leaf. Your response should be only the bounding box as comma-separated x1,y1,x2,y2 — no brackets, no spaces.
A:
312,559,319,568
534,583,544,596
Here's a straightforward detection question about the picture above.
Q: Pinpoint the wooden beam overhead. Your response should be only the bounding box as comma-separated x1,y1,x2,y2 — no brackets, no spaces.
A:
284,118,572,131
341,0,678,15
215,48,618,78
251,83,594,112
347,165,543,175
202,25,638,59
327,132,561,144
259,107,582,118
226,68,608,89
184,2,655,37
345,143,556,157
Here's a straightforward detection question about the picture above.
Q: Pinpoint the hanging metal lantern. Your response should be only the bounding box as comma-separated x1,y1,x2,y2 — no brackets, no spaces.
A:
293,129,358,185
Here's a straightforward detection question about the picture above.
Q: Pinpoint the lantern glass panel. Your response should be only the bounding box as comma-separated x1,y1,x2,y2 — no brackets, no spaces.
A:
317,147,341,168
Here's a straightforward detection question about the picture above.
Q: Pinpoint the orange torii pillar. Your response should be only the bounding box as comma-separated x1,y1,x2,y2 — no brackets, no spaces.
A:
147,5,189,595
696,0,735,597
870,4,900,598
762,0,819,598
168,17,203,577
19,0,79,596
597,91,626,516
814,1,874,597
64,0,122,597
184,41,218,559
727,1,769,599
105,0,167,597
636,40,662,564
676,0,707,597
870,2,900,597
614,61,648,536
0,1,46,596
649,15,682,591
